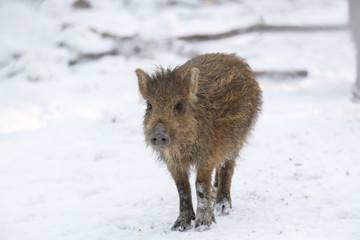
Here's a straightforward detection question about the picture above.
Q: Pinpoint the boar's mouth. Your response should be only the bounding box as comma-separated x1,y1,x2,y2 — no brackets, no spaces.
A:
149,123,171,147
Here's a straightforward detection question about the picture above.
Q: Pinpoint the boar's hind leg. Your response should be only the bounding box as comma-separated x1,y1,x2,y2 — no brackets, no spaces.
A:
213,168,219,189
169,167,195,231
214,158,235,216
195,164,216,231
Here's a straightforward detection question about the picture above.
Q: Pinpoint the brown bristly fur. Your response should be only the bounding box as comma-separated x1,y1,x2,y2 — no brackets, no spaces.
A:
135,53,262,231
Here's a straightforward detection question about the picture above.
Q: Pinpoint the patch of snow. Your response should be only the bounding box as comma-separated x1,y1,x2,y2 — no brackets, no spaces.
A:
0,0,359,240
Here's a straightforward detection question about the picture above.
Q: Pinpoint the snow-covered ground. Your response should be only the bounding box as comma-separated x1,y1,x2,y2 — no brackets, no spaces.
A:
0,0,359,239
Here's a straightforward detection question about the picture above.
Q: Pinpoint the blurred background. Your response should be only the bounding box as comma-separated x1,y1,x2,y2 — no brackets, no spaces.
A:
0,1,359,240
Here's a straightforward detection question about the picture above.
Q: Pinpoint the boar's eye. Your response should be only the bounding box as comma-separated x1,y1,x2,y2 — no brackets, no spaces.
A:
174,102,183,111
146,102,152,110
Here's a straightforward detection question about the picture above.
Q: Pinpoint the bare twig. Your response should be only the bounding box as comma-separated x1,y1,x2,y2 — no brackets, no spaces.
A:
179,23,347,41
69,49,119,66
255,70,308,79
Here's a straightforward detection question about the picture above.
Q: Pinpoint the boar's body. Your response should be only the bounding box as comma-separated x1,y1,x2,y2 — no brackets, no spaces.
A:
135,53,262,231
178,54,261,166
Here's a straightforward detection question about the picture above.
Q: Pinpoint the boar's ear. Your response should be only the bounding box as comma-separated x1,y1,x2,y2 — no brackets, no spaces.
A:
135,68,151,98
187,68,199,100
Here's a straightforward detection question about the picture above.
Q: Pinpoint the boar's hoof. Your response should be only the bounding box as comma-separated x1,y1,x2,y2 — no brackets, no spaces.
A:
214,200,231,216
195,221,211,232
171,216,193,232
194,212,215,231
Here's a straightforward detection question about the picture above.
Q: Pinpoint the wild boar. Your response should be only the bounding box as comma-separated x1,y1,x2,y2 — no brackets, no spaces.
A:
135,53,262,231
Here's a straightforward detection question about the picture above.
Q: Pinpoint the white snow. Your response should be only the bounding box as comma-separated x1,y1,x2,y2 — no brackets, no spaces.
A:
0,0,359,240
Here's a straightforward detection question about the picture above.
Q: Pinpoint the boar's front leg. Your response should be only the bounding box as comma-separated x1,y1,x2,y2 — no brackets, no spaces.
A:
169,167,195,231
195,164,216,231
214,158,235,216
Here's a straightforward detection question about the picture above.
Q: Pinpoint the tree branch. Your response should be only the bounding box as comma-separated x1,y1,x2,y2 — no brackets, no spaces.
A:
179,23,348,41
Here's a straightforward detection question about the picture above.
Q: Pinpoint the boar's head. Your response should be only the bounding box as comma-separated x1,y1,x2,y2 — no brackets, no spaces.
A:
135,67,199,149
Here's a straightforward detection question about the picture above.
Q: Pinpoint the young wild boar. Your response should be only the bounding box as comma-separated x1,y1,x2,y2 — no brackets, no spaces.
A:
135,53,262,231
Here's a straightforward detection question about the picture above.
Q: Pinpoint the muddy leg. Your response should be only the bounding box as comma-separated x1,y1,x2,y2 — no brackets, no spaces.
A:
214,159,235,216
195,164,216,231
169,167,195,231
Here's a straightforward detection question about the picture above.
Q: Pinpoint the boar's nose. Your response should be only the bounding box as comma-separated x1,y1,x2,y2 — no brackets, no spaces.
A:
149,123,170,147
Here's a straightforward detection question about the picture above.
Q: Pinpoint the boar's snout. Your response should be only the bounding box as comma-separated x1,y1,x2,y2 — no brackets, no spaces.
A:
149,123,170,147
